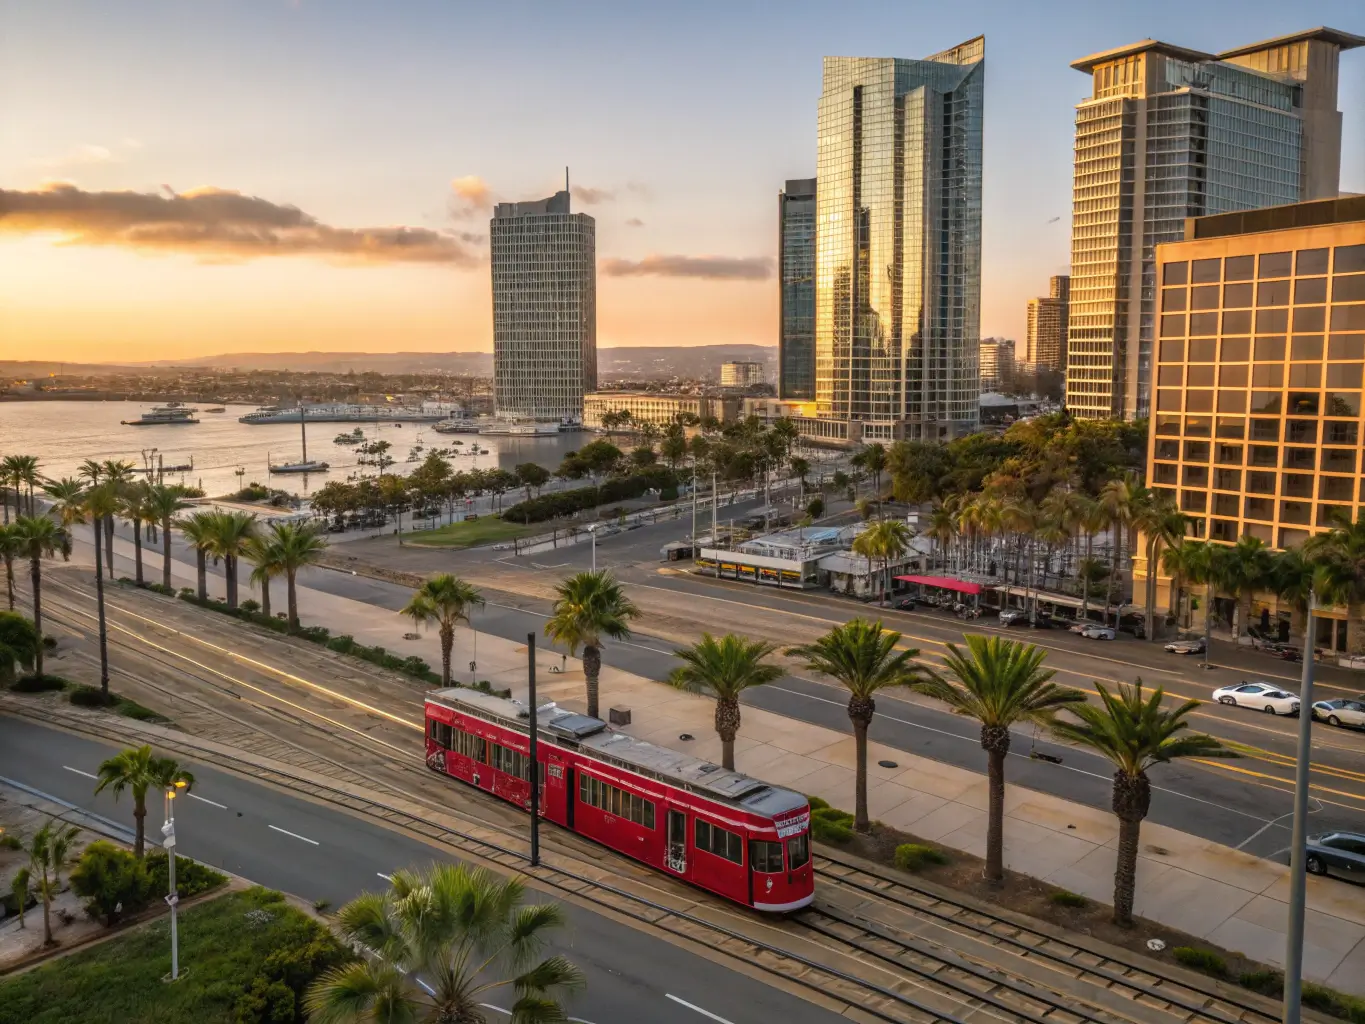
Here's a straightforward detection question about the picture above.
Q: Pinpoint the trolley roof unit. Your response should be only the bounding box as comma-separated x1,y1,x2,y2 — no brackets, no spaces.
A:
425,688,807,820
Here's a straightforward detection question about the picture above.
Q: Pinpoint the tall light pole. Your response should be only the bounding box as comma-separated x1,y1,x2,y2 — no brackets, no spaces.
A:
1283,594,1317,1024
587,524,597,572
161,778,187,981
527,632,540,867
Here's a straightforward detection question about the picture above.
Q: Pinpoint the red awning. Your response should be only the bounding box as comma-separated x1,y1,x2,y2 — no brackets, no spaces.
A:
894,575,982,595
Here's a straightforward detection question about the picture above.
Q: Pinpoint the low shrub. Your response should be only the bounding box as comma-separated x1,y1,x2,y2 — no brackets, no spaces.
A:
68,685,168,722
68,684,114,707
178,587,197,599
471,679,513,699
893,843,949,871
233,922,354,1024
297,625,330,643
1049,890,1089,909
241,598,262,613
69,841,152,926
144,582,176,597
1172,946,1228,978
327,634,356,654
41,635,58,650
144,850,227,900
806,795,830,811
809,803,856,843
1,834,21,851
1238,970,1283,997
1303,983,1365,1024
10,674,68,693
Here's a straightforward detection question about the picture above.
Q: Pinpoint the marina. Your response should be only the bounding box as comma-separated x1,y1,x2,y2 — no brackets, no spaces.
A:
239,401,456,424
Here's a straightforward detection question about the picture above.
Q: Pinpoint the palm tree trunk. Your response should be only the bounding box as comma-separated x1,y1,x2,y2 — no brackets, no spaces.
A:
286,569,299,629
104,515,114,577
1144,538,1157,642
4,554,13,610
1203,582,1215,668
848,695,876,833
133,802,146,859
1114,814,1142,926
583,644,602,719
93,525,109,698
40,876,52,945
715,696,740,771
982,725,1009,882
226,555,238,609
1081,533,1093,618
162,519,173,591
29,556,43,679
259,577,272,619
195,549,207,602
132,518,144,585
1168,572,1182,626
439,622,454,687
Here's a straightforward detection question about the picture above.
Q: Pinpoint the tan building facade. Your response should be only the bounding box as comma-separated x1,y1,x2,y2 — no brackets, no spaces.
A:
1135,195,1365,652
1024,276,1069,371
582,392,739,430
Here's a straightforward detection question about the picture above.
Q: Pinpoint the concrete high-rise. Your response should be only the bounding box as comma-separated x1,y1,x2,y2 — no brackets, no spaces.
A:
1064,28,1363,422
490,188,596,421
813,40,985,442
1024,275,1070,371
779,178,817,400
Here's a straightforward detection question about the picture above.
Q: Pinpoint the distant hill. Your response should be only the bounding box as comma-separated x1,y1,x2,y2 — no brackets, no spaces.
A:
597,344,775,380
143,351,496,374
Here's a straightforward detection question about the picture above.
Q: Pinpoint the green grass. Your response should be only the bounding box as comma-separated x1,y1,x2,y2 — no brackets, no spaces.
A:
1172,946,1228,978
66,685,170,723
408,517,533,548
1049,890,1089,909
0,887,350,1024
894,843,949,871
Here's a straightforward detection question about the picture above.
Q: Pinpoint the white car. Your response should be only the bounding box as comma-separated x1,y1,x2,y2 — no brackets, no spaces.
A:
998,609,1026,626
1081,625,1116,640
1212,681,1301,716
1312,699,1365,729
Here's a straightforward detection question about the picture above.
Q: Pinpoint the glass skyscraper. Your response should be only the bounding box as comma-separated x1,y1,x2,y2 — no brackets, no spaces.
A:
490,189,596,422
814,39,985,442
1065,29,1362,422
778,177,816,401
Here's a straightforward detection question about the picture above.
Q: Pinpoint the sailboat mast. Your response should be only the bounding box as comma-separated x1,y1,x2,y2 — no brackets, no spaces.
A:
300,405,308,462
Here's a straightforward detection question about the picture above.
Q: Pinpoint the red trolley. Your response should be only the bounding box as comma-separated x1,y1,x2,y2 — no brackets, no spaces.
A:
424,688,814,912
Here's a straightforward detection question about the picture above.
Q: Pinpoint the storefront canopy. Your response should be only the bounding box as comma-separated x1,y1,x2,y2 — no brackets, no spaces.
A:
895,575,982,596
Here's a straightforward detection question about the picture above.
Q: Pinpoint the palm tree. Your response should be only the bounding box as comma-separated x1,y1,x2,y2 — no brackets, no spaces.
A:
266,521,328,629
82,484,121,698
2,455,41,518
94,745,195,858
207,510,258,609
12,514,67,680
305,863,582,1023
1224,535,1274,641
669,633,783,770
42,477,87,536
1305,516,1365,654
1076,496,1110,620
99,460,137,578
854,443,888,512
0,523,20,611
1135,498,1186,641
144,484,192,591
0,455,22,523
786,619,930,832
245,532,282,619
0,609,40,686
1051,681,1234,925
1099,478,1147,627
544,571,640,720
1180,541,1235,669
926,502,958,573
26,818,80,946
1160,541,1199,629
402,574,485,686
120,482,153,586
914,635,1085,881
1270,548,1317,646
180,510,217,601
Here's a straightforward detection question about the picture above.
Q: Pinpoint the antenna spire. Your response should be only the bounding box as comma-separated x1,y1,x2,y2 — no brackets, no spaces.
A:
565,166,569,194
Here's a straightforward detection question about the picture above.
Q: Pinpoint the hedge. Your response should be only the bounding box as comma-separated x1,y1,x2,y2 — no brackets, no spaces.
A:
501,468,678,524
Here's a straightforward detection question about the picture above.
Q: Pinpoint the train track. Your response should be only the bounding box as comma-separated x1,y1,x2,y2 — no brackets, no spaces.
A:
16,576,1295,1024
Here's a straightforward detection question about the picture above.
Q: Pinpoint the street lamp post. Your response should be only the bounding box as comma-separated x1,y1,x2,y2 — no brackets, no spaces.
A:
587,524,597,572
527,632,540,867
1283,595,1317,1024
161,779,187,981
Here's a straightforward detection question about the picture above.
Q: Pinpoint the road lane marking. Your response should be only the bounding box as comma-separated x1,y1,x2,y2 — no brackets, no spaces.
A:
63,765,99,780
187,793,227,809
268,824,319,845
1191,758,1365,804
666,994,736,1023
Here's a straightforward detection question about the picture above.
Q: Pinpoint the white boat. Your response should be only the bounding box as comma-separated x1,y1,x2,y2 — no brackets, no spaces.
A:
478,421,561,437
122,403,199,426
269,460,329,474
240,402,444,424
432,417,485,434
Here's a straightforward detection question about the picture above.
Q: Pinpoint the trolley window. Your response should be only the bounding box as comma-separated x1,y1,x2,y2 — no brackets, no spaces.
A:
450,728,486,763
429,719,454,750
786,833,810,870
491,743,528,780
577,774,655,828
695,819,743,865
750,840,784,873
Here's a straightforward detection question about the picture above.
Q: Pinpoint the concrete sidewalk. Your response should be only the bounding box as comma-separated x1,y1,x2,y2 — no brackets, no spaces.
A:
86,530,1365,994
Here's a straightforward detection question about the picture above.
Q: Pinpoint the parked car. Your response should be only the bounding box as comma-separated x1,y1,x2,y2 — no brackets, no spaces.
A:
1306,831,1365,881
894,597,917,611
1165,637,1206,655
1212,681,1300,716
1080,624,1116,640
1311,699,1365,729
998,609,1026,626
1068,621,1091,635
1031,612,1056,629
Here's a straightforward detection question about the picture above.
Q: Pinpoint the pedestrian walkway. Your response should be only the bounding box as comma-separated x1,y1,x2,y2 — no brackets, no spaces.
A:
85,528,1365,993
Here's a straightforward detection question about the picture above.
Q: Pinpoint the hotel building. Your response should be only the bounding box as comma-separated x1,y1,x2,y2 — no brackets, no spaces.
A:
1136,195,1365,653
1024,276,1069,372
778,177,817,400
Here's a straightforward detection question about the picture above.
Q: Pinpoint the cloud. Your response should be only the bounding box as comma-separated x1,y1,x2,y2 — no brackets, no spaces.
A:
30,143,118,169
600,253,772,281
624,217,645,228
0,182,478,266
571,185,615,205
449,175,493,218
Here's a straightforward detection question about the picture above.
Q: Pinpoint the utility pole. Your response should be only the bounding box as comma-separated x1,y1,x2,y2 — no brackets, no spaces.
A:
1283,596,1317,1024
527,632,540,867
161,780,187,981
712,469,719,556
691,461,698,547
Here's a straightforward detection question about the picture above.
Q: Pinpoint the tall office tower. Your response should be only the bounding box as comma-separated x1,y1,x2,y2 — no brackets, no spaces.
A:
979,337,1014,390
1025,275,1071,371
814,39,985,442
778,177,817,400
1065,29,1362,422
490,188,596,421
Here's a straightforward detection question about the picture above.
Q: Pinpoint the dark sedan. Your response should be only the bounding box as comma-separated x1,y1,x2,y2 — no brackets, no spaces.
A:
1306,831,1365,882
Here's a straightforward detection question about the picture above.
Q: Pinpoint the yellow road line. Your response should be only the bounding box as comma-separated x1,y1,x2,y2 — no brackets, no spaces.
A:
1190,758,1365,806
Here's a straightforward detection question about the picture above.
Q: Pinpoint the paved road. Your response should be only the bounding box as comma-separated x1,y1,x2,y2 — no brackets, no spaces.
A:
0,716,845,1024
86,510,1365,858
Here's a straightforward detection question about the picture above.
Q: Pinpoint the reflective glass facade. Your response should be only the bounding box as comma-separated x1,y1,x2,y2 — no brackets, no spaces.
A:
1066,34,1354,422
779,178,817,400
814,39,985,441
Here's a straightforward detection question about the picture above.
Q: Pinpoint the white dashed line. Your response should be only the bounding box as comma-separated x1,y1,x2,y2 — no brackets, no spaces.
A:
665,994,735,1023
187,793,227,809
62,765,99,780
267,824,319,846
377,872,393,881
